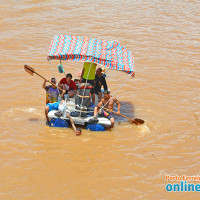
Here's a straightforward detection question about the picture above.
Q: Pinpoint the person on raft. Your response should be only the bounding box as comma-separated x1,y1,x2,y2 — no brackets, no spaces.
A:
94,67,108,102
93,90,121,128
45,99,82,136
58,73,77,98
43,77,65,104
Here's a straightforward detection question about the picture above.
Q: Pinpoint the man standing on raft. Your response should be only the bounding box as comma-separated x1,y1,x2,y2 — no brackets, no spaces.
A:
93,90,121,128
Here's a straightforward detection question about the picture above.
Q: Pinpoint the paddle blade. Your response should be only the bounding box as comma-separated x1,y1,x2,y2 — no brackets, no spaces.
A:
134,118,145,125
24,65,35,75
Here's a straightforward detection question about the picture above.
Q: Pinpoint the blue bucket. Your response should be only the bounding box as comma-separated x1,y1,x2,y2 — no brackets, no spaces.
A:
86,123,105,131
49,118,68,128
57,64,64,73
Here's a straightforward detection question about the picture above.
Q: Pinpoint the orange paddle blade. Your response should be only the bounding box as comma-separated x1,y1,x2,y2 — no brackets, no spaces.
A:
134,118,145,125
24,65,35,75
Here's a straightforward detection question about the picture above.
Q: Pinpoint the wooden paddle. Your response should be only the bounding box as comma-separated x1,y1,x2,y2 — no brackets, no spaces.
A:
24,65,48,81
104,108,144,125
24,65,63,91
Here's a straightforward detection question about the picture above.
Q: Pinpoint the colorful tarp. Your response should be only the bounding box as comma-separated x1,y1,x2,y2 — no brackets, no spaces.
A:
47,35,135,77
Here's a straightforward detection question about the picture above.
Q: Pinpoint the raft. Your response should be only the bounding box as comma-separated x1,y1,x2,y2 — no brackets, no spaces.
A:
47,97,111,131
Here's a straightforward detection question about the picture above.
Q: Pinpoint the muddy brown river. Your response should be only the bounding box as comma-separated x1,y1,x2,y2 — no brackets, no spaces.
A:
0,0,200,199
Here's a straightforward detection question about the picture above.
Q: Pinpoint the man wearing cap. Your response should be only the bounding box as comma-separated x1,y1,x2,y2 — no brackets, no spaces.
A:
93,90,121,128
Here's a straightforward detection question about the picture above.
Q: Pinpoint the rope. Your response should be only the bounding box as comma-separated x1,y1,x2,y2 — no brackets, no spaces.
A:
99,75,131,113
105,68,110,73
49,59,56,78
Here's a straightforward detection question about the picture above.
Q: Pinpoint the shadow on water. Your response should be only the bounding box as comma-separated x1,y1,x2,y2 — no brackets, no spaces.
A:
29,118,39,122
113,101,135,123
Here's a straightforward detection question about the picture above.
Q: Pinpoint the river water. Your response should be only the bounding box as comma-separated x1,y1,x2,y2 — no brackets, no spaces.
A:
0,0,200,199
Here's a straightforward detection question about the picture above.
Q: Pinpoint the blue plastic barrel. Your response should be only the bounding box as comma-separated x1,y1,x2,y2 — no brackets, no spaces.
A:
86,123,105,131
49,118,68,128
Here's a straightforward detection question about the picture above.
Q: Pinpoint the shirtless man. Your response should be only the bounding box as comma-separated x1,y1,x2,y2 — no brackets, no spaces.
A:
93,90,120,128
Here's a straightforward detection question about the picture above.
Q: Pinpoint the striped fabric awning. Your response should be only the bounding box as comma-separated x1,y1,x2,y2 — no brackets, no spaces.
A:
47,35,135,77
